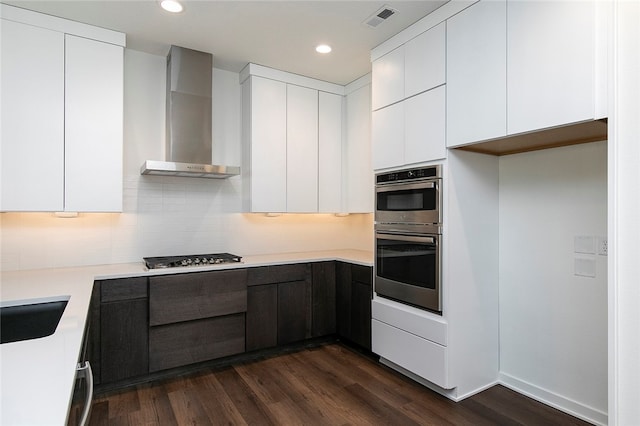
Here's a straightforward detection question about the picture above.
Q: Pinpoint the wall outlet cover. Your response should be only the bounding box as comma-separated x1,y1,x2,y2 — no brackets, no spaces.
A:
597,237,608,256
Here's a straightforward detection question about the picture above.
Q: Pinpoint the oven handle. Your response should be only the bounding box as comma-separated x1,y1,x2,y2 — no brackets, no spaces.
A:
376,231,437,244
375,180,437,193
76,361,94,426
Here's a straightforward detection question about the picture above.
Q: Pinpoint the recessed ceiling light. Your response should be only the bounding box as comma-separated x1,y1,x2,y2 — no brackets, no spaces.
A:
315,44,332,54
160,0,183,13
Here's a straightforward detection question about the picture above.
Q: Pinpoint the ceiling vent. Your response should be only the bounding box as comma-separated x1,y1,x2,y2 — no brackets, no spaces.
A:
363,5,398,28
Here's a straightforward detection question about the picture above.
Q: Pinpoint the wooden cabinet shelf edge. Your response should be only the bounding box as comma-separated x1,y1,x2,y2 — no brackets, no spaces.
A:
453,119,608,156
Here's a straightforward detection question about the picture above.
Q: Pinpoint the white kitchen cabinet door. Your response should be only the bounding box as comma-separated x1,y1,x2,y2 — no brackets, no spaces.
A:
286,84,318,212
405,86,446,164
247,77,287,212
0,19,65,211
372,102,404,170
345,83,373,213
404,22,446,99
507,0,595,135
371,46,404,111
318,92,342,213
64,35,123,212
447,0,507,147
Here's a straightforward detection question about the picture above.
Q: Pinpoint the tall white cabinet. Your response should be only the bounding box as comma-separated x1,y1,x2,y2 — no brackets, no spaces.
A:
318,92,344,213
64,35,124,212
1,19,65,211
0,5,125,212
286,85,319,212
242,76,288,213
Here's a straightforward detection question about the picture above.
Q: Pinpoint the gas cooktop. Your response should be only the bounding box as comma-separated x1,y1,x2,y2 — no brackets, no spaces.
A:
144,253,242,270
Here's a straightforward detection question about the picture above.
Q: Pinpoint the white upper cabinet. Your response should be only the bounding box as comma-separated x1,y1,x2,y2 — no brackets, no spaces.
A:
371,21,447,170
344,79,373,213
1,19,65,211
373,86,446,170
404,22,446,99
507,0,598,135
0,6,125,212
243,76,287,213
446,0,507,148
64,35,123,212
405,85,446,163
241,65,344,213
372,22,446,111
371,46,404,111
446,0,608,150
318,92,343,213
286,85,319,213
372,102,405,170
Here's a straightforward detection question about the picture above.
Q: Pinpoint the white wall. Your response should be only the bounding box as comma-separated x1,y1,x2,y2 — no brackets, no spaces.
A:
498,141,608,424
0,49,373,271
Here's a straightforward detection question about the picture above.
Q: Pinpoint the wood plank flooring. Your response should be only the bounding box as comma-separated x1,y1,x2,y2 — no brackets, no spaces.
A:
86,343,591,425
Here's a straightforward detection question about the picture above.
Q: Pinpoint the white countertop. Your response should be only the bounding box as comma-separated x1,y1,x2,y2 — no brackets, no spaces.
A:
0,249,372,425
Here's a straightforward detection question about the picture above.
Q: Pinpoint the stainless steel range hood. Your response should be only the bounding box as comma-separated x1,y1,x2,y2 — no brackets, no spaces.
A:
140,46,240,179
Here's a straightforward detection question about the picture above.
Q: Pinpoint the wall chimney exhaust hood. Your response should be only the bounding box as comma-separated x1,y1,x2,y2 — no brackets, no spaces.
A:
140,46,240,178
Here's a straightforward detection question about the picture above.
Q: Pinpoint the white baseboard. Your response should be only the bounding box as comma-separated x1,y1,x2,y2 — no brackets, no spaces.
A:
498,372,608,426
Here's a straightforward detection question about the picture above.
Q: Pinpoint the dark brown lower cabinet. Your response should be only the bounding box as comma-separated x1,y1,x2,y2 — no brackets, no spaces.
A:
336,262,372,350
148,269,248,372
246,284,278,351
245,264,312,351
149,314,245,372
95,277,149,384
277,279,310,345
311,262,336,337
91,261,369,389
246,262,338,352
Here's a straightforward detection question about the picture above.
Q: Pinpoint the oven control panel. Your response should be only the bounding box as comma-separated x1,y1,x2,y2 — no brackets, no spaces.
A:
376,165,441,184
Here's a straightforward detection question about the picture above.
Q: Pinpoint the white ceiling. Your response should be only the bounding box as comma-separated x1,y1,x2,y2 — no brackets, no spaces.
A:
3,0,447,85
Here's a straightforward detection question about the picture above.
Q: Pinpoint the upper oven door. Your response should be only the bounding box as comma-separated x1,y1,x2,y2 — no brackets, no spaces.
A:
375,179,441,225
375,231,441,313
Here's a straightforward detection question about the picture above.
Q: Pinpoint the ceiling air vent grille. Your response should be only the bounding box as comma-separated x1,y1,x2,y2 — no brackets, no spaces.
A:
363,5,398,28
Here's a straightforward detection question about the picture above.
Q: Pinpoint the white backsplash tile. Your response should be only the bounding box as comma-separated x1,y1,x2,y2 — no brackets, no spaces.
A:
0,169,372,271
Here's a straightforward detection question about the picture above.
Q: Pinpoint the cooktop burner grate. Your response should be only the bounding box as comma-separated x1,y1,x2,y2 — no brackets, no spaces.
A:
144,253,242,269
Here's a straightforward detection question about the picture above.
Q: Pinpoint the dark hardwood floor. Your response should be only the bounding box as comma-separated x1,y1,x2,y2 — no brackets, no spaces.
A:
86,343,591,425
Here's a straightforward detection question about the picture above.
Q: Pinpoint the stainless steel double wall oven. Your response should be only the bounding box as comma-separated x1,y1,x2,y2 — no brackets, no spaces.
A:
375,165,443,314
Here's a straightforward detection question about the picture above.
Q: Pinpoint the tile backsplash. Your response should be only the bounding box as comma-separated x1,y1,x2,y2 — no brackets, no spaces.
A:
0,173,373,271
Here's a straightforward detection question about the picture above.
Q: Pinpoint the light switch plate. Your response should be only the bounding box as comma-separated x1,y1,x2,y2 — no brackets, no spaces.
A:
575,257,596,278
574,236,595,254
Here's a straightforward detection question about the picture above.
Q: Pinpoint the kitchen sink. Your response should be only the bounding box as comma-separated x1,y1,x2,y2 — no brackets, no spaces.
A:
1,296,70,344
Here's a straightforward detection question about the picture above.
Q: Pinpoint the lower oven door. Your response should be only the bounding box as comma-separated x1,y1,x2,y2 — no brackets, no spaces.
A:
375,231,441,313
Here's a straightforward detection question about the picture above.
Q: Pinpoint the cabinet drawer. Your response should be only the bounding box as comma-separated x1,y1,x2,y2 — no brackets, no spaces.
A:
372,298,447,346
149,313,245,372
372,319,450,389
247,264,309,286
100,277,147,302
149,269,247,326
